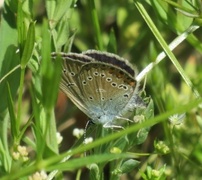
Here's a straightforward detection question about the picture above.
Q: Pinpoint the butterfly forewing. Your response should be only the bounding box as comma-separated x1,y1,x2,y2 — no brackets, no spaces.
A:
52,53,97,116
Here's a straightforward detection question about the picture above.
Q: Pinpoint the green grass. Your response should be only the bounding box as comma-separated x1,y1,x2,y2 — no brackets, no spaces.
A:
0,0,202,179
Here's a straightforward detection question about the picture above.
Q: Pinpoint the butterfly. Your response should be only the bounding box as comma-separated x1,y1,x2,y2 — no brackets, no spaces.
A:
52,50,145,128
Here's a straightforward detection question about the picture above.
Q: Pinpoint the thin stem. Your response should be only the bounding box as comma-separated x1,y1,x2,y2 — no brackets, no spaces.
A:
0,65,21,84
2,98,201,180
76,168,82,180
88,0,104,50
134,1,200,98
47,155,71,180
16,67,25,139
136,25,200,82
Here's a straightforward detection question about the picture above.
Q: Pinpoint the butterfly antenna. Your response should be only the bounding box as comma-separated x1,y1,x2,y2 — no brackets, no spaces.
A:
84,120,94,156
84,120,91,141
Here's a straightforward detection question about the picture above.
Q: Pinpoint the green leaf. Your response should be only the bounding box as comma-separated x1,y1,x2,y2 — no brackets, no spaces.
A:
7,83,18,142
0,8,20,112
0,4,17,64
35,19,61,155
89,164,100,180
30,86,59,158
134,1,200,98
119,159,140,174
52,0,73,28
30,88,45,161
54,19,70,51
0,46,20,113
0,111,12,173
0,7,19,173
40,19,52,110
44,110,59,155
17,0,26,51
128,98,154,146
41,54,62,111
6,0,18,13
21,22,35,69
46,0,73,29
46,153,130,171
45,0,56,21
107,29,117,54
87,0,104,50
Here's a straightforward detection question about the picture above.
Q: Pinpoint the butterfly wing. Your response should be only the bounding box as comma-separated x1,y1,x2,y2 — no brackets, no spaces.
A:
52,53,96,117
52,50,140,125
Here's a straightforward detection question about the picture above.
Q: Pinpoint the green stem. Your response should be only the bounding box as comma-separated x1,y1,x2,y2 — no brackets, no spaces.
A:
76,168,82,180
88,0,104,50
134,1,200,98
0,65,21,84
3,98,201,179
136,25,199,82
16,67,25,143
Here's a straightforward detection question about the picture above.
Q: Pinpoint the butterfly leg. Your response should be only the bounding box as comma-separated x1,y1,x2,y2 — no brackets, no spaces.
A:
103,121,125,129
115,116,133,122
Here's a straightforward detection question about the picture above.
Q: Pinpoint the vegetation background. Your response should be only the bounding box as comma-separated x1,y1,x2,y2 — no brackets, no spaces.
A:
0,0,202,179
